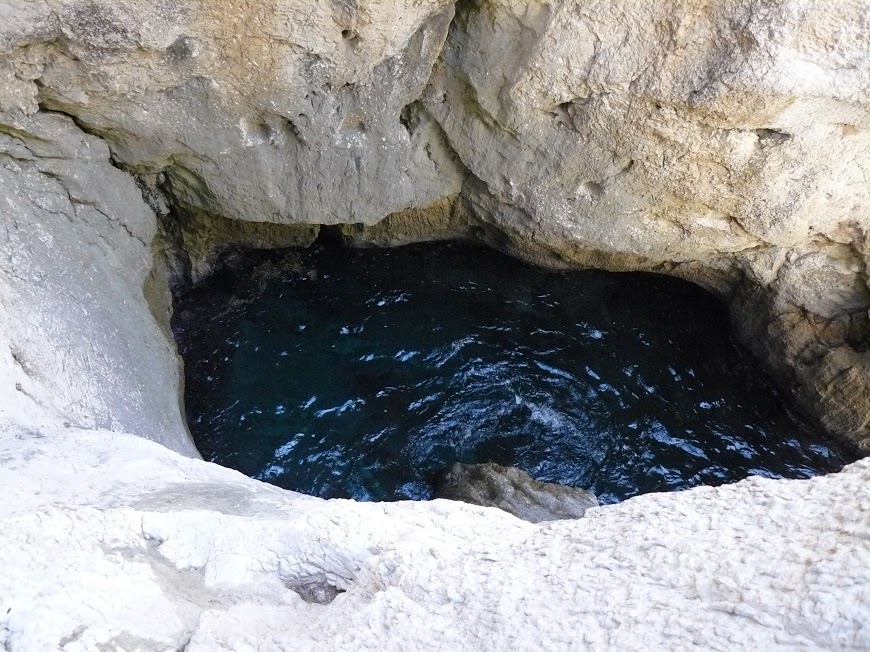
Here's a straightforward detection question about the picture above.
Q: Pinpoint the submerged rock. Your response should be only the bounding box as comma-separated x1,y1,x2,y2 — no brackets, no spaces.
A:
436,462,599,523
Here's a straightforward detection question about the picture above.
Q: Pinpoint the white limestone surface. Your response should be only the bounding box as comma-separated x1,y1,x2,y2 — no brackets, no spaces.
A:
1,423,868,651
0,111,197,456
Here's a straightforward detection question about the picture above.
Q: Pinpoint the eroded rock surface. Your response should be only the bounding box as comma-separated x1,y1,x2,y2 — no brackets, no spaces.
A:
2,0,866,448
436,462,599,522
0,3,869,650
0,111,197,456
0,0,465,226
423,0,870,448
1,426,868,650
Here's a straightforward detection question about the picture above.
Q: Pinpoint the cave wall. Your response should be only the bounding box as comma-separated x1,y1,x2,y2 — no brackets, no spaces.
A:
423,0,870,447
0,0,466,224
2,0,867,450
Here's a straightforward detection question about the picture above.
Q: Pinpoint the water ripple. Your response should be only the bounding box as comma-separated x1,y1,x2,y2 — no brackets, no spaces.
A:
176,242,857,503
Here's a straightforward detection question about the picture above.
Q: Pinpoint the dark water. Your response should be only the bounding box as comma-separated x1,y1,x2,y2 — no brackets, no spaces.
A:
175,242,855,504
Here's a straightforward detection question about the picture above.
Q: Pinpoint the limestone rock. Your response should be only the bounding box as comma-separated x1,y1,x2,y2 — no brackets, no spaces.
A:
1,0,868,447
0,111,197,456
425,0,870,264
422,0,870,448
0,0,466,227
1,426,868,650
436,462,599,522
0,4,869,650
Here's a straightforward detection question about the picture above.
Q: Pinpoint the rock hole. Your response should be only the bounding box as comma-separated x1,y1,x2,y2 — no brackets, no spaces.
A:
166,36,195,63
550,101,575,129
340,29,360,46
281,117,305,145
172,241,857,507
399,103,417,135
285,575,346,604
243,120,273,146
579,181,605,201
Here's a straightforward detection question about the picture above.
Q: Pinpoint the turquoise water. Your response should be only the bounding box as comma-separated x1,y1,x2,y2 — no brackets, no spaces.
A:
174,241,854,504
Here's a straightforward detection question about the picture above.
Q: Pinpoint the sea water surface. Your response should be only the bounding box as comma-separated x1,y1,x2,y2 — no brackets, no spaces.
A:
174,242,854,504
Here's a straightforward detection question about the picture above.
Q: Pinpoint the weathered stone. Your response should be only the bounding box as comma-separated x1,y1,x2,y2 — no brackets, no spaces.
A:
0,111,197,456
0,0,466,227
436,462,599,522
157,205,321,289
1,426,868,650
1,0,867,447
0,2,869,650
423,0,870,448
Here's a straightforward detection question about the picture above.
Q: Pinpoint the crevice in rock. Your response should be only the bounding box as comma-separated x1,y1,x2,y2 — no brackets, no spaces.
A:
755,128,791,145
9,345,34,378
57,626,86,647
34,85,109,141
284,575,347,604
399,101,418,135
0,122,48,143
154,204,320,292
437,64,520,140
174,633,193,652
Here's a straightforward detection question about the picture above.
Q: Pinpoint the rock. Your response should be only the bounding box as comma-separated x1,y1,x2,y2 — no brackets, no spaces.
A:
422,0,870,449
157,206,321,289
0,3,869,650
436,462,598,522
1,0,868,448
0,0,465,227
0,111,197,457
1,426,868,650
426,1,870,263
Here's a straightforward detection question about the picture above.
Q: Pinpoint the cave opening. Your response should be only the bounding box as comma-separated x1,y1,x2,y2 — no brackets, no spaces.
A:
171,238,855,505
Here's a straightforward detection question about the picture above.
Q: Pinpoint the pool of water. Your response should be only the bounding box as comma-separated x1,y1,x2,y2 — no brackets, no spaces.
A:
174,241,855,504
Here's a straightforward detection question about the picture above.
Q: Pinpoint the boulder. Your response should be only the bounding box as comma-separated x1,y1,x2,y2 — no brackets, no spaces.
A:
436,462,599,522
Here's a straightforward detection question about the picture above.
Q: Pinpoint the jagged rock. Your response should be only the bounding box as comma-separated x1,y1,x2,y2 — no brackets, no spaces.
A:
436,462,598,522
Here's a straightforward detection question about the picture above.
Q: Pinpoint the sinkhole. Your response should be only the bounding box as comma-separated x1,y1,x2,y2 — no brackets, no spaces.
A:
173,240,854,505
